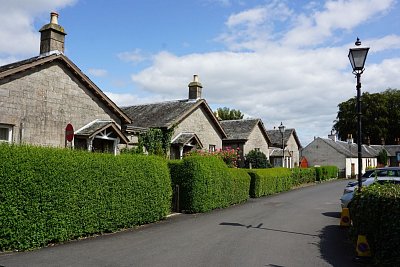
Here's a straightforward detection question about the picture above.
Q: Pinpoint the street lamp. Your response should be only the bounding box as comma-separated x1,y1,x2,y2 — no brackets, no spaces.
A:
348,37,369,192
278,122,285,167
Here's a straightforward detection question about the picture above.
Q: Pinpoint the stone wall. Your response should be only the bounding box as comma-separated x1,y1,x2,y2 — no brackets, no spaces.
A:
244,124,269,158
301,138,346,169
173,105,223,150
286,134,300,167
0,61,121,147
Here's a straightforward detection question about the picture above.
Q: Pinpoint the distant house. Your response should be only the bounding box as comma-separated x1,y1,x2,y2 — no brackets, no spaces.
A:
301,134,378,177
0,12,130,154
220,119,271,166
267,128,302,168
122,76,227,159
370,145,400,167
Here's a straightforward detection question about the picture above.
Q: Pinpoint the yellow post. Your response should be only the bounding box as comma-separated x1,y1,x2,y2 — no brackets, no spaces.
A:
356,235,371,257
340,208,351,226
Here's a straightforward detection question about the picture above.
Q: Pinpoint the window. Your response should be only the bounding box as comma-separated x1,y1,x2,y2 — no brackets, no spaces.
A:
254,148,260,151
209,145,216,152
0,125,12,143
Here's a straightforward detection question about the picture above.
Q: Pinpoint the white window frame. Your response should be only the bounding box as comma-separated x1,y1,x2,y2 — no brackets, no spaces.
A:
209,145,216,152
0,124,13,143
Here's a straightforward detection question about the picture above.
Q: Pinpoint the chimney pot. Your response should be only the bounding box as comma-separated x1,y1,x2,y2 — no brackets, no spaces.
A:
50,12,59,24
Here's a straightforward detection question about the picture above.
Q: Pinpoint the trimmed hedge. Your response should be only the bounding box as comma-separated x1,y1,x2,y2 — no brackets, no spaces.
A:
315,166,338,181
291,168,316,186
350,184,400,266
0,144,172,251
168,156,250,213
248,168,292,198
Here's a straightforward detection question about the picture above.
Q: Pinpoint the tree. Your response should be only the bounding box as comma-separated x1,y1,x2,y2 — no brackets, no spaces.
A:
244,150,270,169
215,107,244,120
377,149,388,166
333,89,400,145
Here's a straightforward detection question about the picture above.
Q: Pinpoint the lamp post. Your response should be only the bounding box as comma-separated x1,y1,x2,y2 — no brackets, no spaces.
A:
278,122,285,167
348,38,369,192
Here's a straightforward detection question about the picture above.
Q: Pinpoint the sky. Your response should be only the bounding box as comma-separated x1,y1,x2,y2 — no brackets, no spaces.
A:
1,0,400,146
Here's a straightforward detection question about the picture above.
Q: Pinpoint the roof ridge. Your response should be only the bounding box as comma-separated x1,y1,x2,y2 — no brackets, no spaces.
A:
121,99,200,109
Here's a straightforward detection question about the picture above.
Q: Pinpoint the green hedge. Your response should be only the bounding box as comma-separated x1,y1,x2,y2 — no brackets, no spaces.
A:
350,184,400,266
168,156,250,213
291,168,316,186
248,168,292,198
0,144,172,251
315,166,338,181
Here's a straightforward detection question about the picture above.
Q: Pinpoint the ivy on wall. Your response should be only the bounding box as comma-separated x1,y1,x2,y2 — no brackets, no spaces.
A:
134,127,175,157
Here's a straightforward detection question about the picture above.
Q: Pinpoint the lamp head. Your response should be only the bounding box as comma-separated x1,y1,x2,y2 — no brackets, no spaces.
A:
348,38,369,73
278,122,285,134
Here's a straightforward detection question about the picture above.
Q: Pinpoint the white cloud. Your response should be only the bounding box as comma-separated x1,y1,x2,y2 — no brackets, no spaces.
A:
282,0,395,47
105,92,166,107
0,0,76,58
366,35,400,53
218,1,293,51
87,68,108,77
130,0,400,145
117,49,146,64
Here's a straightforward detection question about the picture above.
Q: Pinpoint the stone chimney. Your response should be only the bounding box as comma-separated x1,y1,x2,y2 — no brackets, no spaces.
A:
188,75,202,100
347,134,353,144
328,130,337,142
39,12,67,55
366,136,371,146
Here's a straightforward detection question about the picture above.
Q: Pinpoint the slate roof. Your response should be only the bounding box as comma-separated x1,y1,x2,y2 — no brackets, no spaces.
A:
75,119,129,144
317,138,380,158
0,53,131,124
370,145,400,157
269,148,290,157
122,99,227,138
220,119,271,143
75,120,112,136
171,133,203,148
267,128,302,148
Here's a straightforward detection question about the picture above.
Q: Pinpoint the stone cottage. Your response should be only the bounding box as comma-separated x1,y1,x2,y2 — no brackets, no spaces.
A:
122,75,227,159
267,127,302,168
220,118,271,166
0,12,130,154
301,134,378,177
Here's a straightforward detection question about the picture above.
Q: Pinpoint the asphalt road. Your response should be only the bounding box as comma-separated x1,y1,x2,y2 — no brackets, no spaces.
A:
0,179,359,267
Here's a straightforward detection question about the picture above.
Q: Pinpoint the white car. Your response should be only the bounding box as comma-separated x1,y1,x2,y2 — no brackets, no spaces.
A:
340,167,400,208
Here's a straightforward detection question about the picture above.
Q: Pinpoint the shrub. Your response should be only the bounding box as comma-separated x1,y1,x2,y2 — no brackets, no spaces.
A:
291,168,316,186
0,143,172,251
315,166,338,181
248,168,292,198
185,147,240,168
244,150,271,169
377,149,388,166
350,183,400,266
168,156,250,213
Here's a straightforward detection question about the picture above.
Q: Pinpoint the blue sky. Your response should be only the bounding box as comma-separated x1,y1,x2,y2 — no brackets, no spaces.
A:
1,0,400,146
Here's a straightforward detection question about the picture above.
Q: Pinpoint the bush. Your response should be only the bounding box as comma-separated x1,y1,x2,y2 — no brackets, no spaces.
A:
185,147,240,168
168,156,250,213
244,150,270,169
350,183,400,266
377,149,388,166
0,143,172,251
315,166,338,181
248,168,292,198
291,168,316,186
